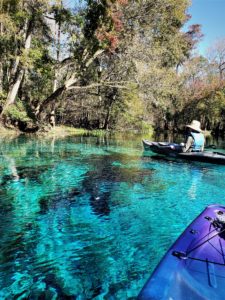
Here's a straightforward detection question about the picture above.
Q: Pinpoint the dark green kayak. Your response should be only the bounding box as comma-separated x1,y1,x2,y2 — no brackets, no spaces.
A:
142,140,225,165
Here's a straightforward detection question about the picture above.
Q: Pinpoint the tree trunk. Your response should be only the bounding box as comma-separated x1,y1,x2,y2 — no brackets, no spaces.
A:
103,108,110,130
38,84,68,117
0,62,3,93
1,20,32,116
37,49,104,122
51,2,62,127
5,69,24,106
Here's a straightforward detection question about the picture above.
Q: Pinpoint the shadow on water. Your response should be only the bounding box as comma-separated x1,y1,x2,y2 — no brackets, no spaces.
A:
81,152,155,217
38,187,81,214
37,151,156,217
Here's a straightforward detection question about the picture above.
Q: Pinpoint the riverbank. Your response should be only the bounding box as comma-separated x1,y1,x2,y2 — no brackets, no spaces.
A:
0,125,112,139
0,126,20,138
40,126,91,137
0,125,212,141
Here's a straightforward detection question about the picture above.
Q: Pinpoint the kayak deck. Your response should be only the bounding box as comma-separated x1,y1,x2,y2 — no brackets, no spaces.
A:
138,205,225,300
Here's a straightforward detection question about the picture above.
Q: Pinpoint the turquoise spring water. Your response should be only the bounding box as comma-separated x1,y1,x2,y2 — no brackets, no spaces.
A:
0,134,225,299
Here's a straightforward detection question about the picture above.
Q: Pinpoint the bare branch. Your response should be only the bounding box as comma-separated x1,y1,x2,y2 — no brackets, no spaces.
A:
44,15,55,20
67,82,131,90
85,49,105,67
65,74,78,88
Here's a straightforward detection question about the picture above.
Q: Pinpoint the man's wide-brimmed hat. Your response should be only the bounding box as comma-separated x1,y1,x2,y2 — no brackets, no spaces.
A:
186,120,202,132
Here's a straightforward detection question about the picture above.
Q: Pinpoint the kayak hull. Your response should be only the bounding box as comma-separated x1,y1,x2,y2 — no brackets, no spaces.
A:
142,139,225,165
138,204,225,300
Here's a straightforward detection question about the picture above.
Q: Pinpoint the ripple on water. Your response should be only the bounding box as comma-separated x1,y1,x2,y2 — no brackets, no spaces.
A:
0,136,225,298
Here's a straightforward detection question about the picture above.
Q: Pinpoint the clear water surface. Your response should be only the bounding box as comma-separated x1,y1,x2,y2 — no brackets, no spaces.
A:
0,133,225,299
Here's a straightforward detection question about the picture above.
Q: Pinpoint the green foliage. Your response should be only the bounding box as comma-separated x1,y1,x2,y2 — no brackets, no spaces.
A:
5,101,32,122
113,84,150,131
197,90,225,124
83,0,128,53
145,0,192,66
0,91,7,105
1,0,225,134
51,5,72,24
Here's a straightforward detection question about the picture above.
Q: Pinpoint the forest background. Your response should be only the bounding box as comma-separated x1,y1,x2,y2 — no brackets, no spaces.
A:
1,0,225,134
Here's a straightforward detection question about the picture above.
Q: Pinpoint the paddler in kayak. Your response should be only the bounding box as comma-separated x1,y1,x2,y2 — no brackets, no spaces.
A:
181,120,205,152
